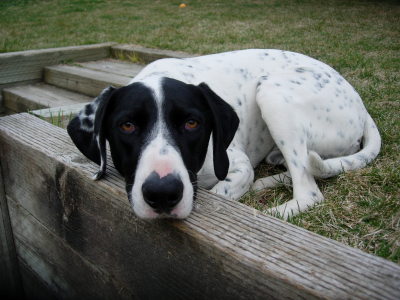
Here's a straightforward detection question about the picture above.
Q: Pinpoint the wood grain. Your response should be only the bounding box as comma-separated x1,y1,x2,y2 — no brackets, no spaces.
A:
111,44,194,63
79,59,144,78
2,83,91,113
0,113,399,299
0,43,115,87
44,65,131,97
0,155,23,299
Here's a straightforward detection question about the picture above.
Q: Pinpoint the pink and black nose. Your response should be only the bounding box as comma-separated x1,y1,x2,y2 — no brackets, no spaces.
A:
142,172,184,214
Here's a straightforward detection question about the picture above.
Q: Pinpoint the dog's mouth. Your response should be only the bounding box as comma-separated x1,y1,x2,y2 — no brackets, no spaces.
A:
127,179,196,220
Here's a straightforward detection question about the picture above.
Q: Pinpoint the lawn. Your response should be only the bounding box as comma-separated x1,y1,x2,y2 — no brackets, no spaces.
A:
1,0,399,263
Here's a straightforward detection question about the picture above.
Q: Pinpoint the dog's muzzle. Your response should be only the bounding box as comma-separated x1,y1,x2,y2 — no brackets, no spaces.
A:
141,171,184,214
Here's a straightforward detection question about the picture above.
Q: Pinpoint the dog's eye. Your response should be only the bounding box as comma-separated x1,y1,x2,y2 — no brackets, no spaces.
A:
185,120,199,131
119,122,136,133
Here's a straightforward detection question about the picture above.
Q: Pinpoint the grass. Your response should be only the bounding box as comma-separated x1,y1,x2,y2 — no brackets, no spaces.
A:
1,0,399,263
29,109,74,128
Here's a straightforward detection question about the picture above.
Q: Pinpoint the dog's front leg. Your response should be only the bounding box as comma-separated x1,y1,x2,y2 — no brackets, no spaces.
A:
210,149,254,200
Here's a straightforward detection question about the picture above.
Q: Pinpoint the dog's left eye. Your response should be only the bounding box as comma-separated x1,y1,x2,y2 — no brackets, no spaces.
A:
184,119,199,131
119,122,136,133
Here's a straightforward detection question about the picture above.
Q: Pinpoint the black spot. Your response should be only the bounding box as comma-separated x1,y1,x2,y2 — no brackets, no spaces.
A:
279,140,285,146
160,147,168,155
225,178,232,182
290,80,301,85
313,73,322,80
295,67,306,73
311,191,317,197
85,104,94,116
82,117,93,128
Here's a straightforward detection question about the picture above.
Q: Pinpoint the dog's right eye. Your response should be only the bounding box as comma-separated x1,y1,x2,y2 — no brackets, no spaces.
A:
119,122,136,134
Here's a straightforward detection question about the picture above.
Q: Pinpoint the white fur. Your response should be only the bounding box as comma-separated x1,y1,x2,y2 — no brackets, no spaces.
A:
130,78,193,219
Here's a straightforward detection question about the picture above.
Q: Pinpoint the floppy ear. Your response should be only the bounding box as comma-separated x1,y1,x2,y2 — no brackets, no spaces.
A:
197,83,240,180
67,86,116,180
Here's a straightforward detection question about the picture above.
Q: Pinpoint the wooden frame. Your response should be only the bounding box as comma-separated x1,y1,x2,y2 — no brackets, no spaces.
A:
0,113,399,299
0,43,399,299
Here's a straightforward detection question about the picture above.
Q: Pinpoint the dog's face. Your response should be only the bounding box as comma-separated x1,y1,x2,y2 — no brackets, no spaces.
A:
67,77,239,219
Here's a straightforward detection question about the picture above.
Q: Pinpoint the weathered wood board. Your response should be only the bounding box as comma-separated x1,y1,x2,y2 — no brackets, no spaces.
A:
2,83,91,113
0,43,115,90
0,113,399,299
0,159,23,299
79,59,144,78
111,44,193,63
44,65,131,97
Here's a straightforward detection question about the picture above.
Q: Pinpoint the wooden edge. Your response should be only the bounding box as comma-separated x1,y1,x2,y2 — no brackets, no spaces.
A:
0,43,117,87
0,42,116,60
0,113,399,299
0,146,24,297
111,44,195,64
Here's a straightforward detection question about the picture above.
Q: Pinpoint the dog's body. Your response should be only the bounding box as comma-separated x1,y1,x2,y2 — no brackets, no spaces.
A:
68,49,381,219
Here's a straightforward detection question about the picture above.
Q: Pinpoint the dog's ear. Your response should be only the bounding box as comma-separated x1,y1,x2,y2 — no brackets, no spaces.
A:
67,86,116,180
197,83,239,180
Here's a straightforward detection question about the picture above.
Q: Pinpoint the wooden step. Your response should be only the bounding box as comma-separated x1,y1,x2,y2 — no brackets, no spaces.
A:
79,59,144,78
2,83,92,113
44,60,144,97
30,102,88,129
111,44,193,64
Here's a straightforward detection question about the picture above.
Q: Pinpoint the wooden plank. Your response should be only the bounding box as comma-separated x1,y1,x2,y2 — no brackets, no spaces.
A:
30,102,88,129
0,43,115,86
0,113,399,299
79,59,144,78
112,44,194,64
8,196,130,299
44,65,131,97
0,146,23,298
2,83,92,113
18,260,58,300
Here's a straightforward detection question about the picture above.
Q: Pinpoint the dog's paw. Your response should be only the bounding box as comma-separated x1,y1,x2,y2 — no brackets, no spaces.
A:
265,205,294,220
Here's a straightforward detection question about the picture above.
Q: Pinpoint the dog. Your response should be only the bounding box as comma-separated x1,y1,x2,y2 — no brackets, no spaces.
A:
67,49,381,220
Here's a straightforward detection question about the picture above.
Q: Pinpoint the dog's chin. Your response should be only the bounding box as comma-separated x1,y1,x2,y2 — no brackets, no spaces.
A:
130,196,194,220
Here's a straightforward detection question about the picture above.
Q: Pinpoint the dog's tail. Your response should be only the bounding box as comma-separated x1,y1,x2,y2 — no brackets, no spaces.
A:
308,114,381,179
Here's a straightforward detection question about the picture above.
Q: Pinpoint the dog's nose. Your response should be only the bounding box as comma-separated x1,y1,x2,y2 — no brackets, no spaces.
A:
142,172,183,213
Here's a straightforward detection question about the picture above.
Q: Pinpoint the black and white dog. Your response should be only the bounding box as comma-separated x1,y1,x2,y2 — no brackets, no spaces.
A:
67,49,381,219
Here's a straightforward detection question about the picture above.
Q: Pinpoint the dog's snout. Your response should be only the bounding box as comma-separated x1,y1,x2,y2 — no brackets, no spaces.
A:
142,172,184,213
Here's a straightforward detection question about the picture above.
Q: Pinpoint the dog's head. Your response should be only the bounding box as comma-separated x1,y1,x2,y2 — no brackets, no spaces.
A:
67,77,239,219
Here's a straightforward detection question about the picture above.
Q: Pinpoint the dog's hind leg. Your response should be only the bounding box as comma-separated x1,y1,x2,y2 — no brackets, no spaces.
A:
255,82,324,219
